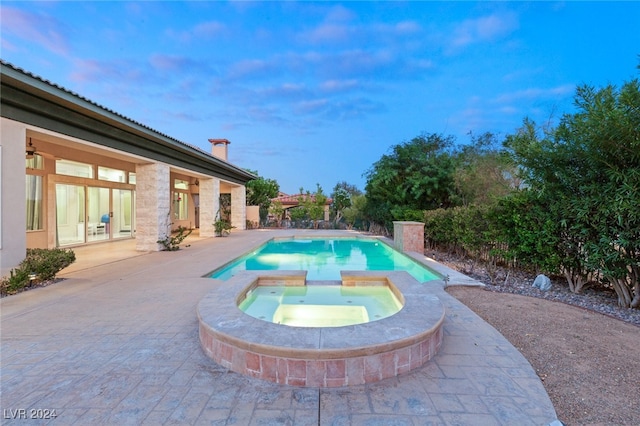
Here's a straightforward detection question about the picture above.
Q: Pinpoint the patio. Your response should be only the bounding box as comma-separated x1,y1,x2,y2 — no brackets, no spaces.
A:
0,229,559,425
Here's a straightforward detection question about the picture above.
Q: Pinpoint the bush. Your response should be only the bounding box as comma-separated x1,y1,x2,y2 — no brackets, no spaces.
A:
1,248,75,296
214,220,234,237
157,226,193,250
1,268,31,296
22,248,76,281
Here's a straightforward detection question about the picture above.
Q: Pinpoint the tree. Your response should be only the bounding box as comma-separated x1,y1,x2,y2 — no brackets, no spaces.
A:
506,78,640,308
364,133,456,231
245,169,280,223
268,200,284,227
330,181,362,225
342,194,366,230
504,119,594,293
297,184,328,229
452,132,518,206
557,79,640,307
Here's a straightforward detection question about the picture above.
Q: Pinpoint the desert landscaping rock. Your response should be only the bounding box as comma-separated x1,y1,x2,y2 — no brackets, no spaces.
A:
436,249,639,426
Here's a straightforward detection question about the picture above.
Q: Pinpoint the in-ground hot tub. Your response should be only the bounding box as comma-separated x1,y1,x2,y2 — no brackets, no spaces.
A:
239,278,403,327
197,270,445,387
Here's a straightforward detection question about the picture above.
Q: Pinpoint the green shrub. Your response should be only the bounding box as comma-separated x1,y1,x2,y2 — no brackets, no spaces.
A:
1,268,31,295
157,226,193,250
1,248,75,296
214,220,234,237
22,248,76,281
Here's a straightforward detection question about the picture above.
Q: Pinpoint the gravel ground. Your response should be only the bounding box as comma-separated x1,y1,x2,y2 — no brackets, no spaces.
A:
436,252,640,426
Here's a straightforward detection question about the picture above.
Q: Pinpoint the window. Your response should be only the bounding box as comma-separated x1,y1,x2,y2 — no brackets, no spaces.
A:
56,159,93,178
26,175,43,231
128,172,136,185
173,192,188,220
174,179,189,190
98,166,126,183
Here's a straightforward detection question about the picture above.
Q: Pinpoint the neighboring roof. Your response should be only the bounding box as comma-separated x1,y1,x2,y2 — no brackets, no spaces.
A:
0,60,256,185
272,193,333,206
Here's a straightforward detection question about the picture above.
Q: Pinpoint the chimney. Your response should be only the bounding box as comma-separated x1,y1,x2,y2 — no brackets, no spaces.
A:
208,138,230,161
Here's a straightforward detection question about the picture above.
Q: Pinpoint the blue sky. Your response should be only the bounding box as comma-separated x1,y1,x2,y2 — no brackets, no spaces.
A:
2,1,639,194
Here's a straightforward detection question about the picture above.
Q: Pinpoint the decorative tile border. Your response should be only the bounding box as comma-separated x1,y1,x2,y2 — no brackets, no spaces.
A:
197,270,445,387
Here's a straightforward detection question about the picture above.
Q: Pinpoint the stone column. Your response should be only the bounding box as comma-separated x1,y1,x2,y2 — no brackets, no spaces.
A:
230,185,246,230
135,162,170,251
198,177,220,237
393,221,425,254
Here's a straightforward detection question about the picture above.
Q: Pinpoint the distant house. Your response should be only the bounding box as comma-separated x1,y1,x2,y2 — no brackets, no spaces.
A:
0,61,256,275
270,192,333,222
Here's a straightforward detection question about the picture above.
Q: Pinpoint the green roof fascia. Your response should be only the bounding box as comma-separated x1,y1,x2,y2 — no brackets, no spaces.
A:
0,61,256,185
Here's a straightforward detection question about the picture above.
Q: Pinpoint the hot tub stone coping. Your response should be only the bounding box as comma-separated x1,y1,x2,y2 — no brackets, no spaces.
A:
197,270,445,361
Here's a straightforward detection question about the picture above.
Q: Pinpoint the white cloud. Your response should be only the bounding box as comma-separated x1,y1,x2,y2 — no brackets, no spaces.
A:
166,20,226,43
449,12,519,50
255,83,310,100
320,79,360,93
295,98,329,115
302,23,353,44
193,21,226,38
493,84,575,103
149,54,204,72
0,6,70,56
372,20,422,36
324,4,357,23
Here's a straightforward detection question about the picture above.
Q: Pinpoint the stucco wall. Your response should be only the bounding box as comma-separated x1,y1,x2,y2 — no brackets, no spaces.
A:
246,205,260,227
1,118,27,276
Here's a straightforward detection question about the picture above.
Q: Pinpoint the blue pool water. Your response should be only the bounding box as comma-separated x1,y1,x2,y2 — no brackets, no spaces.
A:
209,238,440,282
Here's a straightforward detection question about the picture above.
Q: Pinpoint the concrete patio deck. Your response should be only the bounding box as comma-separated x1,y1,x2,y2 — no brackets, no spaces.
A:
1,229,559,425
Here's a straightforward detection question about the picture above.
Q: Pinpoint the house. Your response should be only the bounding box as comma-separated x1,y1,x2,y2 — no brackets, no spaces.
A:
270,192,332,223
0,60,256,276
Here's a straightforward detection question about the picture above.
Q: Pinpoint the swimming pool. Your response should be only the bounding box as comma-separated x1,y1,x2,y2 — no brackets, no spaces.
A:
209,237,440,282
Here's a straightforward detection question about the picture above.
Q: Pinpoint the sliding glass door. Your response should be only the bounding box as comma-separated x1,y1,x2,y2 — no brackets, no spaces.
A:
87,187,110,242
56,184,86,246
112,189,134,239
56,184,134,246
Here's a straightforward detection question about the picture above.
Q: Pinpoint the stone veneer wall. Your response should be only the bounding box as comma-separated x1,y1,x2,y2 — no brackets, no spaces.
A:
135,162,170,251
230,186,246,230
198,177,220,238
393,221,425,253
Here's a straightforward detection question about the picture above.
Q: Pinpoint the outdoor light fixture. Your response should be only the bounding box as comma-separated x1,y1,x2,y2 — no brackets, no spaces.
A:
25,138,37,159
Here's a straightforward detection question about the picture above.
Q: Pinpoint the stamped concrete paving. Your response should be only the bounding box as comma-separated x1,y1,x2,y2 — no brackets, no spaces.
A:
1,230,559,425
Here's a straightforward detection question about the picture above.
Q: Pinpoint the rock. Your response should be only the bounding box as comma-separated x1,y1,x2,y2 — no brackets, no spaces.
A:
533,274,552,291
